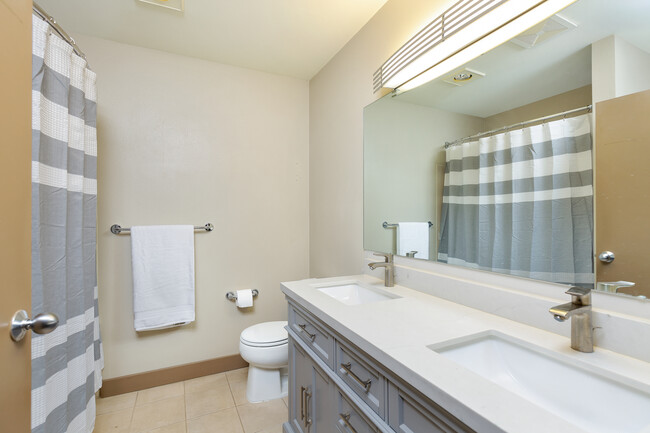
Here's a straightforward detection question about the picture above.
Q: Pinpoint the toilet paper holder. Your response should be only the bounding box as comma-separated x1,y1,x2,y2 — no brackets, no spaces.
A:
225,290,259,302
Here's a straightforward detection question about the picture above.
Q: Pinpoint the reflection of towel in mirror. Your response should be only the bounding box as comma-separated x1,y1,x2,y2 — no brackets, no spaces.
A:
131,225,195,331
397,222,430,260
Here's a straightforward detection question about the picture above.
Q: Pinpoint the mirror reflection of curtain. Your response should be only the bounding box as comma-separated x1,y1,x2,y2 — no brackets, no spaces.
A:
438,114,594,287
31,15,102,433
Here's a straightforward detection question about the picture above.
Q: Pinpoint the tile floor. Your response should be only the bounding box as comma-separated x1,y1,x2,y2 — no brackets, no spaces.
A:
94,368,288,433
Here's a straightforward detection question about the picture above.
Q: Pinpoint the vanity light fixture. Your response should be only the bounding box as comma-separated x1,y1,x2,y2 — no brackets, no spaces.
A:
373,0,578,93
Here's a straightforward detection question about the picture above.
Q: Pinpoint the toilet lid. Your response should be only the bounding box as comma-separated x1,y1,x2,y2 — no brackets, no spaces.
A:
240,321,288,347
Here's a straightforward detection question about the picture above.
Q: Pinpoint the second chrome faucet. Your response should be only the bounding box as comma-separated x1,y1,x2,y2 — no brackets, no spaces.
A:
549,286,593,353
368,252,394,287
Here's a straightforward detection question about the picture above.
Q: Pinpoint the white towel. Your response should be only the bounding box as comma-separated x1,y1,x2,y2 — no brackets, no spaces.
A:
131,225,195,331
397,222,430,260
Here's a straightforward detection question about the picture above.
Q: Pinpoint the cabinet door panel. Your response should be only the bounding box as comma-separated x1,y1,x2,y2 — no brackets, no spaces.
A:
311,361,335,433
290,337,336,433
290,339,312,433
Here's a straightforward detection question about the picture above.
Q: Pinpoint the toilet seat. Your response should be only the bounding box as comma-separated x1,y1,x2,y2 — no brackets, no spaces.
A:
240,321,288,348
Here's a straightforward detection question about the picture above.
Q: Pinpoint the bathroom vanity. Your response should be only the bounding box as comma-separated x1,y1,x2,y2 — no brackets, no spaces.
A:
281,275,650,433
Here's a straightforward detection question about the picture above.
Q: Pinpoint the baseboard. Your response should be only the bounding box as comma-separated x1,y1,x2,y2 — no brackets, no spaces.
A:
99,354,248,397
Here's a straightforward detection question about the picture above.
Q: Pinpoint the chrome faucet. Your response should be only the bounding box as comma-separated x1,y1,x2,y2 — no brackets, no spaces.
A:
368,253,394,287
596,280,635,294
549,286,593,353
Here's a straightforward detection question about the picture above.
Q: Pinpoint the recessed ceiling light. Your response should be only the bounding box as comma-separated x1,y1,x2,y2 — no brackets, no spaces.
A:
442,68,485,87
138,0,184,12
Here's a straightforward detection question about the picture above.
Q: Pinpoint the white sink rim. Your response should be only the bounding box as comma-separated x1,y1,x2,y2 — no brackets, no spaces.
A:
429,330,650,433
311,280,400,305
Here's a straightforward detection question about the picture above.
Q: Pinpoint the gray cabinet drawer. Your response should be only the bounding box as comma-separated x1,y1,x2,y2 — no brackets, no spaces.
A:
289,305,335,369
388,383,473,433
336,389,378,433
336,342,385,419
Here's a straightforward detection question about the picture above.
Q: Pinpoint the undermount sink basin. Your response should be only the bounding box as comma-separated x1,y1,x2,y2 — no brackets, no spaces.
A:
315,282,399,306
429,331,650,433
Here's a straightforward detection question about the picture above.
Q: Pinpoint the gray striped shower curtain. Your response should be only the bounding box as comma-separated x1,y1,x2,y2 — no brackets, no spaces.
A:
31,15,103,433
438,114,594,287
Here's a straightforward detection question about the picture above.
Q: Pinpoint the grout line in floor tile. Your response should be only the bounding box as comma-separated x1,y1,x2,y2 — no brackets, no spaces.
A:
234,404,247,433
127,403,136,433
229,380,248,433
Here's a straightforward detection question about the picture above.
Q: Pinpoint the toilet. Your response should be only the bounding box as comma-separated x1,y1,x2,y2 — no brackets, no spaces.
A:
239,321,289,403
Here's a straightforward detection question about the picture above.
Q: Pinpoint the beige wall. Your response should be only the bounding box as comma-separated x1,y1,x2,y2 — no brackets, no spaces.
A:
593,35,650,103
76,34,310,379
309,0,456,277
614,38,650,98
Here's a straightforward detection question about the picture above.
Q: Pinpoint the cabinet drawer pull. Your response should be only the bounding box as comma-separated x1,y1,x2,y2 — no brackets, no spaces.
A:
298,323,316,341
304,388,312,428
339,412,358,433
300,386,306,421
340,362,372,393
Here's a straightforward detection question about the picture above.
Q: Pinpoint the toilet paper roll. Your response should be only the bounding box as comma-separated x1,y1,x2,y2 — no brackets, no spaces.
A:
235,289,254,308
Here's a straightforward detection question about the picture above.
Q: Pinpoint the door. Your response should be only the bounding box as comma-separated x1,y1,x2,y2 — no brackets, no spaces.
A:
310,359,334,433
595,89,650,298
0,1,33,432
289,338,335,433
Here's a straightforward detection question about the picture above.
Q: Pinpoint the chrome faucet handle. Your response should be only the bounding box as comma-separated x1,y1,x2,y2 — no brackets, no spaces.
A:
372,252,392,263
566,286,591,305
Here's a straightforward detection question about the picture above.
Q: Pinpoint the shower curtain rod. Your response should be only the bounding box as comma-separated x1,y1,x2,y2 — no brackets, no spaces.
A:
444,104,592,149
32,2,89,64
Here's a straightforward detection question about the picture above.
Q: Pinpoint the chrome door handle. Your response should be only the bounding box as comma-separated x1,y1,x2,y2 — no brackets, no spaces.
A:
340,362,372,393
598,251,615,263
297,323,316,341
339,413,358,433
10,310,59,342
300,386,306,421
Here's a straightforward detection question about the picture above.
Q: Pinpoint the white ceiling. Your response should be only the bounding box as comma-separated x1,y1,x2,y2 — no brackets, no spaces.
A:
35,0,388,80
396,0,650,117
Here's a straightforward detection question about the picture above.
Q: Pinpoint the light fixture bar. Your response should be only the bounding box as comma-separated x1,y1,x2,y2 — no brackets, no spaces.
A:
373,0,507,92
373,0,578,93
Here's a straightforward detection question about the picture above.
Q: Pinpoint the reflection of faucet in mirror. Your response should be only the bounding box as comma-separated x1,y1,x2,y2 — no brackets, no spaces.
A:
596,281,635,294
549,287,593,353
368,252,394,287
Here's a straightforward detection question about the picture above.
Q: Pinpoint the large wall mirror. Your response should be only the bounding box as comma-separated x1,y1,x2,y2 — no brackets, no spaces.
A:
364,0,650,299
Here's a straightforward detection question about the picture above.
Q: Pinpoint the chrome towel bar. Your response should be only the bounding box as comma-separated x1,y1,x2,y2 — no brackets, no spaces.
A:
226,290,259,301
110,223,214,235
383,221,433,228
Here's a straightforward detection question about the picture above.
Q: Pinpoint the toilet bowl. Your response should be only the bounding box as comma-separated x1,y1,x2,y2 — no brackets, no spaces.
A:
239,321,288,403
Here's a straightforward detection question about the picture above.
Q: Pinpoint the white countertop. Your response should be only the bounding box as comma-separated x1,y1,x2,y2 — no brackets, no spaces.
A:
281,274,650,433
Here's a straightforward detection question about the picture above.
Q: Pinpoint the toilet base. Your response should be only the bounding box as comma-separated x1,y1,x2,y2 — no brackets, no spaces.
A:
246,365,288,403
